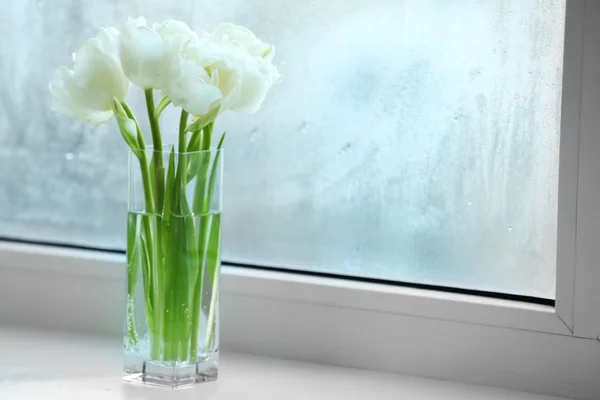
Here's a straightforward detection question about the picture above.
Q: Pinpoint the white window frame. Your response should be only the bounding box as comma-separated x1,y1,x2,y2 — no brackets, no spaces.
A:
1,1,600,399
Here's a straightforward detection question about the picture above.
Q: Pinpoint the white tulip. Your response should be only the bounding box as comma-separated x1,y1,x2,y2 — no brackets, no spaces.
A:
218,45,279,114
119,17,167,89
211,24,279,113
213,23,274,60
166,50,223,116
184,40,246,112
120,17,198,90
208,26,279,114
49,27,130,125
167,26,278,116
152,20,199,55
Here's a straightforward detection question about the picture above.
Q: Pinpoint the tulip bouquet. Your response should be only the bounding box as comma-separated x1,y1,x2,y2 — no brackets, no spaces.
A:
49,17,277,385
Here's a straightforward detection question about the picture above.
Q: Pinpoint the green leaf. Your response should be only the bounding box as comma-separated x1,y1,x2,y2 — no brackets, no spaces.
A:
152,152,165,214
186,156,203,186
189,211,214,360
163,147,176,221
157,167,165,211
185,129,204,184
113,99,141,156
144,89,165,220
126,213,142,346
185,105,221,134
191,125,216,214
206,213,221,286
203,131,226,212
140,228,153,315
181,211,199,332
162,211,198,361
262,45,274,59
126,213,140,296
155,95,171,119
186,138,211,187
216,130,226,149
187,128,203,153
178,178,192,215
172,155,192,217
189,128,223,357
204,212,221,350
148,154,156,201
202,124,214,151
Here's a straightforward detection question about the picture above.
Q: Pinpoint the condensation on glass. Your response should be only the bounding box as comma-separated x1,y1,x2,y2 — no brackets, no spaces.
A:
0,0,565,298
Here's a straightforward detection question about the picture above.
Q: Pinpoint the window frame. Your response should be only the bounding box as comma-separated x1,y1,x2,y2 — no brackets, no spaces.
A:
1,0,600,398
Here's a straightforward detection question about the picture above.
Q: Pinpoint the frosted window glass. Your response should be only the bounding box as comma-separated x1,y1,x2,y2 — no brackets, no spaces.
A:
0,0,565,298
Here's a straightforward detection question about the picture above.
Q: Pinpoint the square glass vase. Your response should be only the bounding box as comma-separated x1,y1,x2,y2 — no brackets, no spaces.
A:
123,147,223,388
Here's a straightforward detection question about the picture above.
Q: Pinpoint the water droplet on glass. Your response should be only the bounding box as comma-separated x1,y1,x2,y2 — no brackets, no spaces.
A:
65,152,74,160
468,201,472,206
338,143,352,156
508,226,513,231
300,122,311,134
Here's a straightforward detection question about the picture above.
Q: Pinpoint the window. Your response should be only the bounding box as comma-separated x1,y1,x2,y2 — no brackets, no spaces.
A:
0,0,568,300
2,1,600,399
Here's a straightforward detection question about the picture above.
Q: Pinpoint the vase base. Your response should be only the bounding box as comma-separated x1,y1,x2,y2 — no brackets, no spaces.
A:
123,358,218,388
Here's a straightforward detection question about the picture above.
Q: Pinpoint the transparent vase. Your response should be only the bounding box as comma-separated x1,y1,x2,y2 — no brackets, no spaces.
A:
123,146,223,388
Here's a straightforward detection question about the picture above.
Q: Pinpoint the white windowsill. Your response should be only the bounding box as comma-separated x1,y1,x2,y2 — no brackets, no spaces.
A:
0,327,568,400
2,240,600,399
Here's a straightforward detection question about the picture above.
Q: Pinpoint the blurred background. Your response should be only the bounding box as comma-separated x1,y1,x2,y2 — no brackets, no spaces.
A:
0,0,566,298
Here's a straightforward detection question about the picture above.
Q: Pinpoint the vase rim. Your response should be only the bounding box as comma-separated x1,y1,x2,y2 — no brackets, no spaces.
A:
129,145,224,155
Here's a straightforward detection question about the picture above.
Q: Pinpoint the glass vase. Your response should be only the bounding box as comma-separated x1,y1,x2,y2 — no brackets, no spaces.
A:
123,146,223,388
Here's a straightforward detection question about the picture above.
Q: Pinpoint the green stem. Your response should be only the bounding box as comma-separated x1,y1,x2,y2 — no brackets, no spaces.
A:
178,109,191,361
127,296,139,346
138,154,155,213
189,129,227,360
204,213,221,352
126,214,141,346
189,125,212,360
121,102,155,213
192,123,214,214
132,130,158,358
178,110,189,153
201,134,225,351
176,111,190,211
144,90,168,360
144,89,163,150
204,131,226,212
144,89,164,211
204,283,218,351
121,100,160,359
160,110,191,362
189,239,204,359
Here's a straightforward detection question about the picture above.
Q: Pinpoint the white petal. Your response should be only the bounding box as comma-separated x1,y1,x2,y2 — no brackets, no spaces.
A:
213,23,272,58
166,56,222,116
120,18,167,89
48,27,130,125
232,67,271,114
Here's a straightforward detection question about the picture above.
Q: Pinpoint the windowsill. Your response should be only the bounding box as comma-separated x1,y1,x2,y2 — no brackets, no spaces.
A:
2,240,600,399
0,326,567,400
